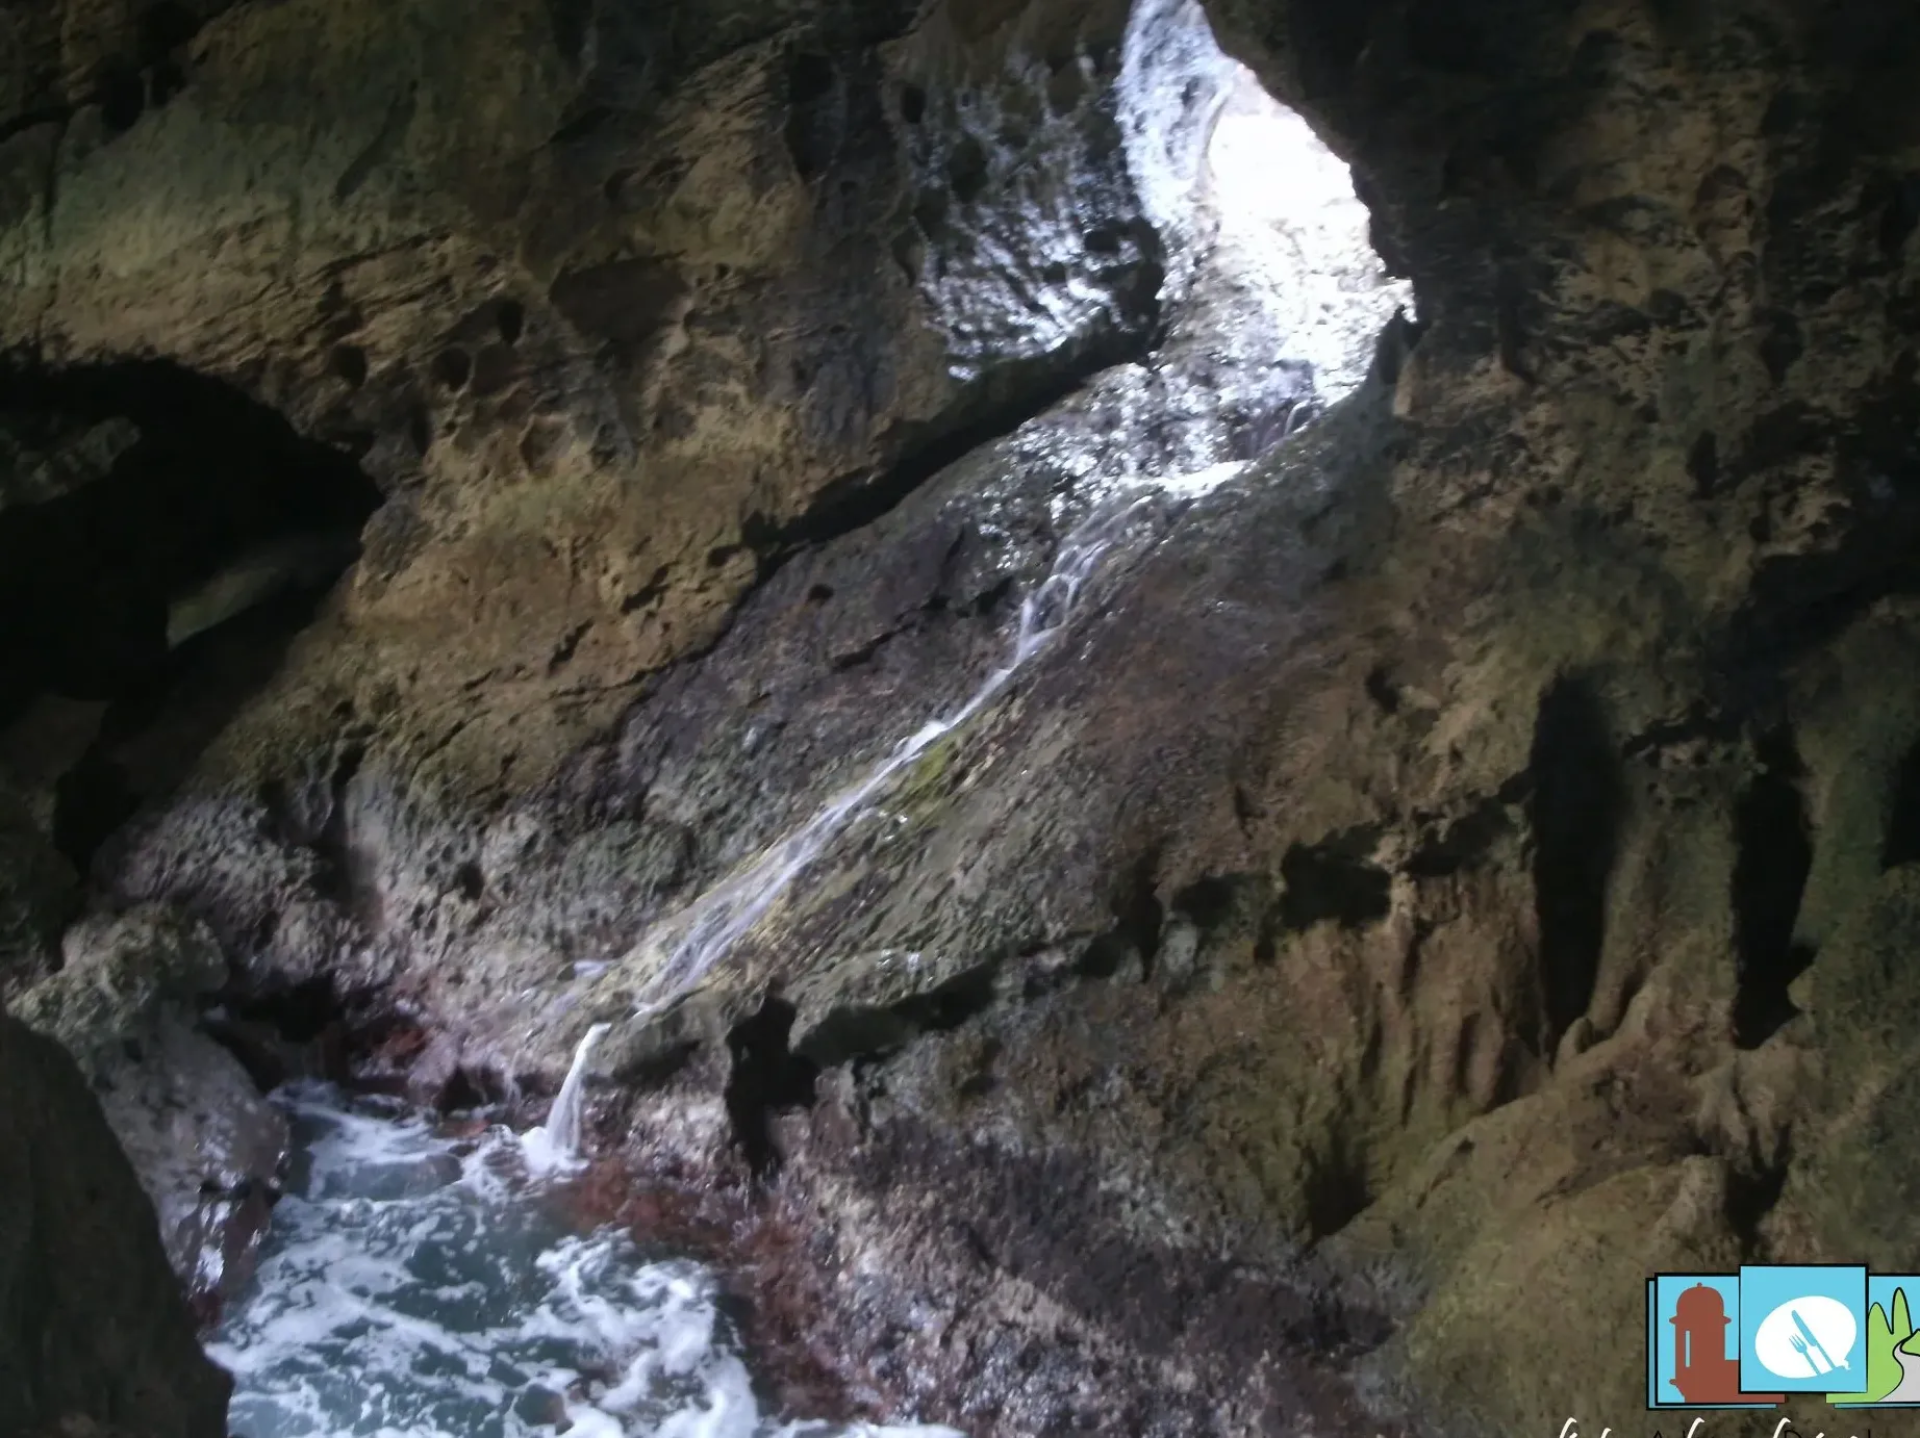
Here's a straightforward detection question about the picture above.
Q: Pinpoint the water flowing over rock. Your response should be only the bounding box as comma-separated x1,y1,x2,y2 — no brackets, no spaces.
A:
624,483,1175,1013
3,0,1920,1433
521,1020,612,1173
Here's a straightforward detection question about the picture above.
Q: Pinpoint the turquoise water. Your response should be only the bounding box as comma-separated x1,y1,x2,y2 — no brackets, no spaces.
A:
208,1086,958,1438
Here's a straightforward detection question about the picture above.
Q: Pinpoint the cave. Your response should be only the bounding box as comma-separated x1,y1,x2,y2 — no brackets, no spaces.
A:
6,1,1920,1437
0,360,380,871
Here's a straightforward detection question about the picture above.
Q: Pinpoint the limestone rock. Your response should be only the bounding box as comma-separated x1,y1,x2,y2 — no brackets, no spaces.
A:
2,0,1920,1432
18,904,229,1055
0,999,231,1438
86,1015,288,1318
16,904,288,1314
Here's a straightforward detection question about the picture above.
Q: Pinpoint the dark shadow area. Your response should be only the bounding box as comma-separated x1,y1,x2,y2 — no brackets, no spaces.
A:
1405,798,1512,878
1078,850,1164,979
0,359,380,710
1170,873,1258,932
0,359,381,872
723,995,819,1178
1300,1128,1373,1242
796,961,999,1071
203,971,461,1101
1729,729,1814,1048
1527,677,1625,1051
203,975,354,1092
1277,826,1391,932
1724,1136,1792,1263
783,51,843,180
51,751,139,874
1882,733,1920,870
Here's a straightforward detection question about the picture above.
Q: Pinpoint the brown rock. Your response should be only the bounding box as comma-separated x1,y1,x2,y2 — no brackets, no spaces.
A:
3,0,1920,1433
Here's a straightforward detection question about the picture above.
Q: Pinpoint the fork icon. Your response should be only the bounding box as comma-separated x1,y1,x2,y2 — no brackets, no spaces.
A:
1788,1331,1827,1376
1789,1306,1847,1373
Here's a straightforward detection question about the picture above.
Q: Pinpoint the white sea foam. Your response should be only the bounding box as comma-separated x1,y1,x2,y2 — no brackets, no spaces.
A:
209,1086,963,1438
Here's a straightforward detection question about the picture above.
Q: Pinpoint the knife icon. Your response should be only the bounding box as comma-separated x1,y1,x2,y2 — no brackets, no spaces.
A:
1791,1307,1846,1373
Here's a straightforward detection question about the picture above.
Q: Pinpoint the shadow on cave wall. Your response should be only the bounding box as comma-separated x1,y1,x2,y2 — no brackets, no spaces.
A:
1527,676,1625,1054
1729,728,1814,1048
0,359,382,874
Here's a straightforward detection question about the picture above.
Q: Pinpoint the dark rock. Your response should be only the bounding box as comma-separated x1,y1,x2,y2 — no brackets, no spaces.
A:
15,904,288,1315
0,996,230,1438
0,777,77,1000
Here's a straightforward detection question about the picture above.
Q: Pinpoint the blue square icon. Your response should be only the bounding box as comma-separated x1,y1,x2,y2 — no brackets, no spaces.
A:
1739,1264,1869,1392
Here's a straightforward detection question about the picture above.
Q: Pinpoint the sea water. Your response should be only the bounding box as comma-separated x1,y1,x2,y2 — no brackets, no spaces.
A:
209,464,1272,1435
208,1085,961,1438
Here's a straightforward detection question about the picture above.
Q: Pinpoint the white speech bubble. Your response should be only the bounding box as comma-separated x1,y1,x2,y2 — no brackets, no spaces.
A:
1755,1295,1859,1378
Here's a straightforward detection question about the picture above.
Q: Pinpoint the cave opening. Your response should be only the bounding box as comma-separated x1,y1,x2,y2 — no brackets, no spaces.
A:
1111,0,1413,469
723,995,820,1179
0,359,382,873
1198,61,1411,406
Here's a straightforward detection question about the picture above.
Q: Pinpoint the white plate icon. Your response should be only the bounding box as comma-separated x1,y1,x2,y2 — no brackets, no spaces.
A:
1755,1296,1859,1378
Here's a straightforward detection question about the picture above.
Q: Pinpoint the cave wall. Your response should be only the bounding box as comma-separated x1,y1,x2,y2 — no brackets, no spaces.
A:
3,0,1920,1435
1174,0,1920,1432
0,990,231,1438
1,0,1200,791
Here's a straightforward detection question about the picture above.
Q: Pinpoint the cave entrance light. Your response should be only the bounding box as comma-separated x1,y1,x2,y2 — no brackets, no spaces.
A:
1200,62,1414,408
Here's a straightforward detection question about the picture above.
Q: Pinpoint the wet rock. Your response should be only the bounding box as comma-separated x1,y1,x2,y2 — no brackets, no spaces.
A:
0,996,231,1438
19,905,229,1048
3,0,1920,1432
89,1017,289,1320
15,904,288,1315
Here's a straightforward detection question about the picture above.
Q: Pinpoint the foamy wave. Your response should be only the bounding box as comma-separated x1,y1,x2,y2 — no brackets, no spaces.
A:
209,1086,963,1438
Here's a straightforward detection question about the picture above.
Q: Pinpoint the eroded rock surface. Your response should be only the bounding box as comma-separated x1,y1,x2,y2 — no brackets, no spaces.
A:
0,995,231,1438
15,903,290,1317
3,0,1920,1434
